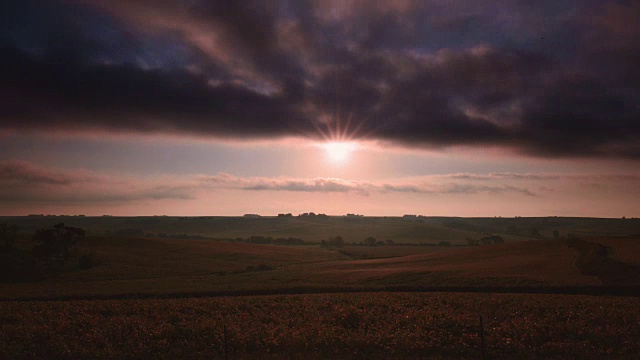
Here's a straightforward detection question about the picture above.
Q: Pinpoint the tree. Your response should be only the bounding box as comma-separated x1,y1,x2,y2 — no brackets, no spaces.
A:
364,237,377,246
32,223,85,262
466,238,479,246
0,223,19,249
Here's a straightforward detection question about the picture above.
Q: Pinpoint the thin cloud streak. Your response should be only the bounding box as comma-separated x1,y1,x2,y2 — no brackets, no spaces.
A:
198,173,537,196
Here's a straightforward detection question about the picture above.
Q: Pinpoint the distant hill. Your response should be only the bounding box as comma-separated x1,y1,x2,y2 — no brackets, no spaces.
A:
2,215,638,245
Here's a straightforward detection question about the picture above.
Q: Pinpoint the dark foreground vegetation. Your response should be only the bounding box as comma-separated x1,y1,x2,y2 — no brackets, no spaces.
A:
2,292,639,359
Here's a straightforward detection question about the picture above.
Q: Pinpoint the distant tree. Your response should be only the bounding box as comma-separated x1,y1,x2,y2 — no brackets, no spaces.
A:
386,239,395,246
376,240,385,246
466,238,479,246
0,223,19,249
32,223,85,262
438,241,452,246
478,235,505,245
364,237,377,246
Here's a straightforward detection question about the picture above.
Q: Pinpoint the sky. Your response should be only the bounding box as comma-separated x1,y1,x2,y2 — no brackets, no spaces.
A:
1,0,639,217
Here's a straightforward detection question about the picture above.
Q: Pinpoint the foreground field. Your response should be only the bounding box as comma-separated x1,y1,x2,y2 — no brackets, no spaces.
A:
2,292,639,359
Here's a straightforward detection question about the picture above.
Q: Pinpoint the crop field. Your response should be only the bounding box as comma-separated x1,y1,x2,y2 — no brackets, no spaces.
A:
2,292,639,359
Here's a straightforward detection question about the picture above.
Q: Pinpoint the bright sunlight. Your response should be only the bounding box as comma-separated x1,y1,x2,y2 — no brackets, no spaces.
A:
322,142,357,164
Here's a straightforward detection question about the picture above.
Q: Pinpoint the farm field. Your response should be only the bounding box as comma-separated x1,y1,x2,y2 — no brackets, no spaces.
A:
2,218,639,359
2,292,639,359
2,233,639,300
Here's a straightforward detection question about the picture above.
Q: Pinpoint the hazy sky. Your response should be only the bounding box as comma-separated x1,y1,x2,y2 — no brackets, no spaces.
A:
1,0,639,217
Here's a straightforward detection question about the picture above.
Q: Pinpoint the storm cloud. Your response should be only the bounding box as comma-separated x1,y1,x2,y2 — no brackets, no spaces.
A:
1,0,639,158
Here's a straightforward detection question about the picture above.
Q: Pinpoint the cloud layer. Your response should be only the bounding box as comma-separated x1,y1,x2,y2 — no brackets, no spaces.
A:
1,0,639,158
5,160,640,209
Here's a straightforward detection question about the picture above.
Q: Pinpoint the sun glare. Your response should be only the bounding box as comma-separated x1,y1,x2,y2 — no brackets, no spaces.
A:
322,141,357,164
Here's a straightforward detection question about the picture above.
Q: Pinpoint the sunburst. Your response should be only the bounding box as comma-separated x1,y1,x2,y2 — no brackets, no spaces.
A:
310,103,371,165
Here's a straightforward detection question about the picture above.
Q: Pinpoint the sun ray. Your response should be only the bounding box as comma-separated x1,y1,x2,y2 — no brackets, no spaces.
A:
311,120,331,141
342,105,354,140
335,105,341,141
347,115,369,140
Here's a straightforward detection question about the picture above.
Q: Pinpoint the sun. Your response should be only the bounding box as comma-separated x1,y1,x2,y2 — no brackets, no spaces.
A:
322,141,357,164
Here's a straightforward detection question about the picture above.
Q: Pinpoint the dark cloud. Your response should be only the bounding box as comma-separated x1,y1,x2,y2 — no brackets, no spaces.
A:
1,0,639,158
